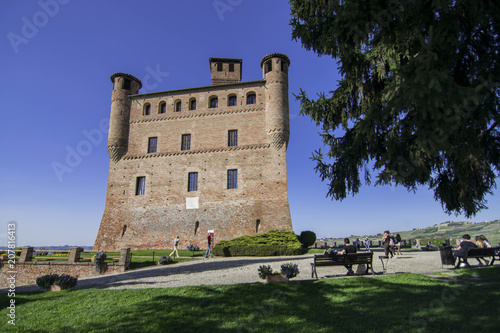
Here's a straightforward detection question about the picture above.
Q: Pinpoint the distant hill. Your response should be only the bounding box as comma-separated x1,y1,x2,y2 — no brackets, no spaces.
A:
24,245,93,251
320,219,500,246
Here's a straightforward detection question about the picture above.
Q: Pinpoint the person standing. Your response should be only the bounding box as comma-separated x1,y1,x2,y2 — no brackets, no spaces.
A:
382,231,393,258
395,233,403,255
364,237,370,252
204,232,214,258
169,235,180,258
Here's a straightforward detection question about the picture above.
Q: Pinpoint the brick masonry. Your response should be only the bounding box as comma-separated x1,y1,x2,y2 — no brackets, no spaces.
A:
94,54,293,251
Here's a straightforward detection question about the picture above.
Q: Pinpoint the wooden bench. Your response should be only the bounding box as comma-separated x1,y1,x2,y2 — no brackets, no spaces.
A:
311,252,375,279
455,246,500,268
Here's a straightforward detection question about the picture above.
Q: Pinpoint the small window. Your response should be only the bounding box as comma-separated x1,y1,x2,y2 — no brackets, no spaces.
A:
194,221,199,235
175,101,181,112
265,60,272,73
256,219,260,233
148,137,157,153
188,172,198,192
246,93,256,105
159,102,166,114
122,78,131,90
229,63,234,72
136,176,146,195
228,130,238,147
227,169,238,189
209,97,218,109
217,62,223,71
228,95,237,107
181,134,191,151
281,60,287,72
143,103,151,115
189,98,197,110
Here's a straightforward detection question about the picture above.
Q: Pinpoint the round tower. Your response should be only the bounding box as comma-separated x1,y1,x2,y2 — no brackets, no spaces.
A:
261,53,290,150
108,73,142,162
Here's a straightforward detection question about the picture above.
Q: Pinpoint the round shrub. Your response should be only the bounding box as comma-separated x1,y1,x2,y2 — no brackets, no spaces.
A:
257,265,273,279
298,231,317,248
158,256,172,265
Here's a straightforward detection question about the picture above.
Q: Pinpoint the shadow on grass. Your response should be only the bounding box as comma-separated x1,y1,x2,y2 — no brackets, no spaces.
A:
5,267,500,332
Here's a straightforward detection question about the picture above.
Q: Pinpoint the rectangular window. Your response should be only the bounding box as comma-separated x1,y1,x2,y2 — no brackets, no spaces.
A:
181,134,191,151
148,137,157,153
136,176,146,195
227,169,238,189
228,130,238,147
229,63,234,72
265,60,272,73
188,172,198,192
122,78,131,90
217,62,223,71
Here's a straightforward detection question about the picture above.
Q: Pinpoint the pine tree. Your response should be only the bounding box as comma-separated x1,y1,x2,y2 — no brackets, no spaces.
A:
290,0,500,217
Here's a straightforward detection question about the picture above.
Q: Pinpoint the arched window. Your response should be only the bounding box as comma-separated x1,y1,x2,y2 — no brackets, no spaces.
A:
159,101,166,114
189,98,197,110
228,94,237,107
175,100,181,112
209,96,218,109
246,93,256,105
143,103,151,115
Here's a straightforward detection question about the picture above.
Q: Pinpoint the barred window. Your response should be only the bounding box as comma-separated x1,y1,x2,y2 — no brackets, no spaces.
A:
181,134,191,151
188,172,198,192
246,93,256,105
228,95,237,107
148,137,157,153
227,169,238,189
189,98,197,110
143,103,151,115
136,176,146,195
229,63,234,72
159,101,166,114
209,97,218,108
217,62,223,71
228,130,238,147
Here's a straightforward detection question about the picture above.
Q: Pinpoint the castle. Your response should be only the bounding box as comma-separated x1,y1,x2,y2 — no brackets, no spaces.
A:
93,53,293,250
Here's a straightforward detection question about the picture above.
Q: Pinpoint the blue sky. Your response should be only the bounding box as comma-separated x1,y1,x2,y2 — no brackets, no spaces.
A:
1,0,498,247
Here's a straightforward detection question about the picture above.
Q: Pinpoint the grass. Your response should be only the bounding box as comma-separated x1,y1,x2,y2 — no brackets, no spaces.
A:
1,266,499,332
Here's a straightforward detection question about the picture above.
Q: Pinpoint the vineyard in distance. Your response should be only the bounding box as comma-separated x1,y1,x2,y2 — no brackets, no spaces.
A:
319,220,500,248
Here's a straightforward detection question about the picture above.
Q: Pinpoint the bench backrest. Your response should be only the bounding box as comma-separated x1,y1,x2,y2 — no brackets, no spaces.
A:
314,252,373,263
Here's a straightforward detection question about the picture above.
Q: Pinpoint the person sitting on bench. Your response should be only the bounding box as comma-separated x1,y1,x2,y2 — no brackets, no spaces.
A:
453,234,477,267
337,238,357,275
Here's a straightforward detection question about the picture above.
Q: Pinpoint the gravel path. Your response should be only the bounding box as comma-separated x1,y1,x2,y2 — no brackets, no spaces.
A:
9,249,453,293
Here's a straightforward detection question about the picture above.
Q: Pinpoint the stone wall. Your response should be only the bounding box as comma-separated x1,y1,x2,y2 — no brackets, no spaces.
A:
0,248,130,288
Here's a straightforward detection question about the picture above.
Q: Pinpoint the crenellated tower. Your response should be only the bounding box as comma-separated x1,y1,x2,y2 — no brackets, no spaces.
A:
261,53,290,150
107,73,142,162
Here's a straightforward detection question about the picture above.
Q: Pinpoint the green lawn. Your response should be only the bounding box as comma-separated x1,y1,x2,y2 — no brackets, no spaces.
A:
1,266,499,332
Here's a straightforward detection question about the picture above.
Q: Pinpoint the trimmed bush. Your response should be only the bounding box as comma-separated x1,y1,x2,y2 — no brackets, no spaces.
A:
212,230,302,257
298,231,317,248
36,274,78,290
158,256,172,265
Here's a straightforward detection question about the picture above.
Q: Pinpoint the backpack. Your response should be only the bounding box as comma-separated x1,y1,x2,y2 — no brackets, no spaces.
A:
396,234,402,243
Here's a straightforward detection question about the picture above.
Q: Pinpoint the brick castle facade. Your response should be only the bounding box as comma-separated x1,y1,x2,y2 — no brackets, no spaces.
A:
93,53,293,251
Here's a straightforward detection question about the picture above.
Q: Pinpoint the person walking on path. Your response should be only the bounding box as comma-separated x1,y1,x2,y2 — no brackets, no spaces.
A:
205,232,214,258
169,236,180,258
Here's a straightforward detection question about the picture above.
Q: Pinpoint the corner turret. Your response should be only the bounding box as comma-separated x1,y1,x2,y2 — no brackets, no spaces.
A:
107,73,142,162
261,53,290,150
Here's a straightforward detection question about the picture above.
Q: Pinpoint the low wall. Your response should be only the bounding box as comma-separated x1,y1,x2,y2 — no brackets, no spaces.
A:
0,247,131,288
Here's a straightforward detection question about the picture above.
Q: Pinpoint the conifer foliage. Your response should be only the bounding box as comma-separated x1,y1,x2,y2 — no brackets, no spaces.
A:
290,0,500,217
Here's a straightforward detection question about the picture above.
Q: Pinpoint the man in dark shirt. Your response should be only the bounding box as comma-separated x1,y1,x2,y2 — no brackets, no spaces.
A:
338,238,357,275
453,234,477,267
